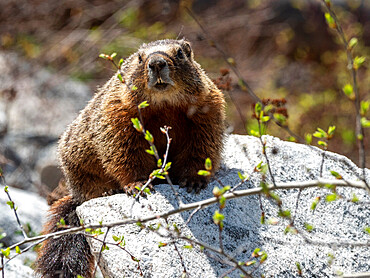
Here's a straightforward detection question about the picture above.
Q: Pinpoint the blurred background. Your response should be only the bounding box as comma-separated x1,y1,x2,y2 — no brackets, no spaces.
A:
0,0,369,196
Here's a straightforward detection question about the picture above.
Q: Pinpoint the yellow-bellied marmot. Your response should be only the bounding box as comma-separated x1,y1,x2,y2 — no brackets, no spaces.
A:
36,39,225,278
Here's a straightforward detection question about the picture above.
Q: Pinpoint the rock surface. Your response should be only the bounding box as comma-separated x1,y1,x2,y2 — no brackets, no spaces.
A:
77,134,370,278
0,187,48,277
2,259,35,278
0,186,48,247
0,51,92,193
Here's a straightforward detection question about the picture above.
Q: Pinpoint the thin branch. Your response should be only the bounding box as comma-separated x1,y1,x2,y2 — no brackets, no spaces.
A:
342,272,370,278
258,123,276,187
0,177,28,239
2,177,367,254
164,219,188,276
86,233,143,276
136,109,183,206
93,227,110,278
185,205,202,226
1,254,4,278
320,0,367,183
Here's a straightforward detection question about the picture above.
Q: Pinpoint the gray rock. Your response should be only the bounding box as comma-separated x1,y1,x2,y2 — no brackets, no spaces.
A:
2,258,34,278
77,134,370,278
0,186,48,247
0,51,92,192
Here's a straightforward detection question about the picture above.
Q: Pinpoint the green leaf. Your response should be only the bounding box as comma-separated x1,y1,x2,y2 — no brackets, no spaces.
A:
348,37,358,50
327,126,336,137
324,13,336,28
6,201,14,209
249,129,260,137
198,170,211,176
304,223,314,232
351,193,359,203
144,130,154,143
112,235,120,242
164,162,172,171
213,210,224,226
150,169,166,179
101,244,109,251
330,170,342,179
219,196,226,209
252,248,261,257
261,115,270,123
278,210,291,218
274,113,286,125
157,159,162,168
353,56,366,70
158,242,167,248
325,193,338,202
15,246,21,254
246,260,257,266
1,247,10,258
305,133,312,145
313,131,324,139
146,147,155,155
318,140,328,148
284,225,298,235
4,186,8,192
99,53,109,60
311,197,320,211
131,118,143,132
342,84,354,99
260,252,268,263
254,102,262,118
364,227,370,235
361,117,370,128
117,73,123,83
360,101,370,116
260,181,269,194
269,192,281,205
205,158,212,171
237,172,249,181
131,85,138,91
138,101,149,109
110,52,117,59
260,212,265,224
119,58,124,67
183,245,193,249
296,261,302,275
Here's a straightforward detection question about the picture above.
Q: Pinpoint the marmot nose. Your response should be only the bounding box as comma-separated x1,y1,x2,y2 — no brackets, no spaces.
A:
148,57,167,72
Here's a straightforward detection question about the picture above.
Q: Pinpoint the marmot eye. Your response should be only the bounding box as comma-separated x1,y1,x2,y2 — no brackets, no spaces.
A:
138,54,143,64
176,49,184,59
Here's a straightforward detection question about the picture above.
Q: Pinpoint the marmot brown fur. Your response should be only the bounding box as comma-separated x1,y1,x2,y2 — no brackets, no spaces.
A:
36,39,225,278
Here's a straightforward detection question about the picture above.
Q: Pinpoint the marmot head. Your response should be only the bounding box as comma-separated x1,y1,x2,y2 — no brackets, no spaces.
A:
121,39,207,106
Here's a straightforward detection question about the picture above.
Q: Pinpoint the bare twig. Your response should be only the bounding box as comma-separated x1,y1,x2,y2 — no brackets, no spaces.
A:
0,177,28,239
258,122,276,187
320,0,367,185
2,177,366,254
136,108,183,206
93,227,110,278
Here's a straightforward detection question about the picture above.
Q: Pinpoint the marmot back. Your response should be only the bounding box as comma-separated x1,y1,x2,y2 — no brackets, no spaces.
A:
36,39,225,278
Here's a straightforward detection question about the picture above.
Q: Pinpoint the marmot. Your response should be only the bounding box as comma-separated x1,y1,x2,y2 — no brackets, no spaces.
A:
36,39,225,278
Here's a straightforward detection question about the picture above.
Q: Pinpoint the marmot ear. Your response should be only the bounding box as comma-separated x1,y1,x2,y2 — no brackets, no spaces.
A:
181,41,192,59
